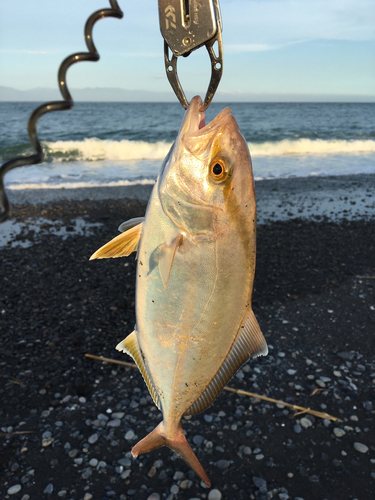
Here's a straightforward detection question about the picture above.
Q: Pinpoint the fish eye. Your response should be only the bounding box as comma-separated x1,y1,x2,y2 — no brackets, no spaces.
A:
213,163,222,175
209,158,230,183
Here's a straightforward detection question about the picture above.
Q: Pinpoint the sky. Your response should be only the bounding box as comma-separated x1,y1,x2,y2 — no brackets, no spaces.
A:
0,0,374,100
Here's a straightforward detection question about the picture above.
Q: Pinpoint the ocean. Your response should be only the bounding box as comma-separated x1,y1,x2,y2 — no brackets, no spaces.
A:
1,101,374,190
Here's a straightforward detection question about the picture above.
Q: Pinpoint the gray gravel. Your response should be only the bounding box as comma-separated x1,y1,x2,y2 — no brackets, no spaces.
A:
1,190,374,500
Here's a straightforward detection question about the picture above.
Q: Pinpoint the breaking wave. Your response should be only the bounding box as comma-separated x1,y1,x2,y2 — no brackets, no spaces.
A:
8,179,156,190
43,138,375,162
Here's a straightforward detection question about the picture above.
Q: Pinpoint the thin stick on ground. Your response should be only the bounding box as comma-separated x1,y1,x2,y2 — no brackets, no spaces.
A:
223,386,342,422
0,431,34,437
85,353,342,423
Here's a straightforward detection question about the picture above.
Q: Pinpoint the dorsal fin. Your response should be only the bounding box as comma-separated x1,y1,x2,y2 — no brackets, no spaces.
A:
116,331,161,410
89,222,143,260
184,310,268,416
118,217,145,233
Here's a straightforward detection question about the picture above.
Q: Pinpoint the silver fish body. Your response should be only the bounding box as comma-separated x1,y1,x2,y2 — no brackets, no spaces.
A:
91,96,267,485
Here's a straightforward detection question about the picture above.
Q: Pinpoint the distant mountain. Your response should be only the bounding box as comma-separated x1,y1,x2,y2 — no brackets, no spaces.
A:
0,85,374,103
0,86,174,102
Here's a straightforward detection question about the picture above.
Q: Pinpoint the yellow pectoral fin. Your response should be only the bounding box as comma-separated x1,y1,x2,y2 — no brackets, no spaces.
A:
89,222,143,260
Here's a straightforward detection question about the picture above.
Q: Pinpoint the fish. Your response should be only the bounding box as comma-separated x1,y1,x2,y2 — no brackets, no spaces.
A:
90,96,268,486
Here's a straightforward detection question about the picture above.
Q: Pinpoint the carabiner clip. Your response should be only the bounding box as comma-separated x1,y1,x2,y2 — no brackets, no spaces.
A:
159,0,223,111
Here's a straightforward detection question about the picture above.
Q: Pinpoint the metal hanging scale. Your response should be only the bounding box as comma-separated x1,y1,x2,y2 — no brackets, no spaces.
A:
158,0,223,111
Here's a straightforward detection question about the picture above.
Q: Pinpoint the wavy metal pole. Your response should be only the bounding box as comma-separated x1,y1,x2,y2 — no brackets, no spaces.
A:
0,0,123,223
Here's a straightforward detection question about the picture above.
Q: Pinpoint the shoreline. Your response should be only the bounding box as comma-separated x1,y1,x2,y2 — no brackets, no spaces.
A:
6,173,375,224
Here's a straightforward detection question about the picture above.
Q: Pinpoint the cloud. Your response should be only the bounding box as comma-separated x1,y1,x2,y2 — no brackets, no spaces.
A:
221,0,375,44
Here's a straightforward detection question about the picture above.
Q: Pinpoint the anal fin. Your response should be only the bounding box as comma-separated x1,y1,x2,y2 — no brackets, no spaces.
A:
116,331,161,410
89,222,143,260
185,310,268,416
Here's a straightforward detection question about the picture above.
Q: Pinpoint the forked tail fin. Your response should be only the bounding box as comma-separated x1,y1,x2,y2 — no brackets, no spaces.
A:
131,421,211,487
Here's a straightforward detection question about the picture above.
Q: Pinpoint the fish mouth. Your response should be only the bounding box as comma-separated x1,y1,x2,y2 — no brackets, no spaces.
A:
183,96,232,139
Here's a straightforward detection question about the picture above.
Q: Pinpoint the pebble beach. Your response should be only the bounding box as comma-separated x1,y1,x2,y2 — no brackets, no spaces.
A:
1,174,374,500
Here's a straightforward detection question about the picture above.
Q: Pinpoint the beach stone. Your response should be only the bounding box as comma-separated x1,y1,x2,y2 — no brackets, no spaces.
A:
112,412,125,419
216,459,230,469
82,469,92,479
294,424,302,434
170,485,179,494
180,480,192,489
147,494,160,500
208,489,222,500
107,418,121,427
148,466,157,478
173,471,185,480
88,433,98,444
125,430,135,440
253,477,267,490
43,483,54,494
89,458,98,467
300,417,313,429
42,437,54,447
21,495,30,500
118,457,131,467
83,494,93,500
309,475,319,482
7,485,21,495
121,469,131,479
287,369,297,375
334,428,346,438
363,401,373,411
354,442,369,453
337,352,354,360
193,435,205,446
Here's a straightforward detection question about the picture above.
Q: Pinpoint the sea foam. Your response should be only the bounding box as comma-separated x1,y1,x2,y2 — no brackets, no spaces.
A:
43,138,375,162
